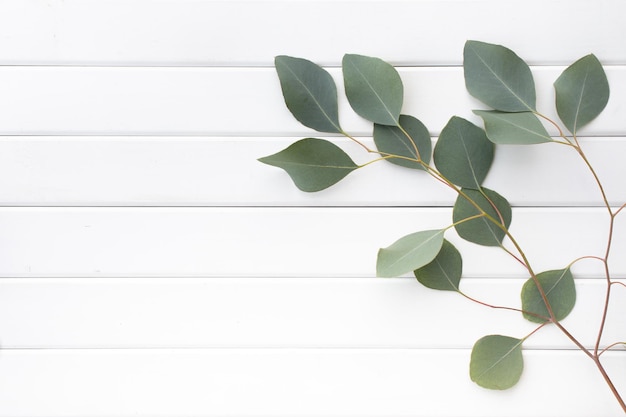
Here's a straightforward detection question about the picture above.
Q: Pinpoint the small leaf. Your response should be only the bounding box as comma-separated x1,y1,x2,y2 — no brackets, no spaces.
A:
470,335,524,390
373,114,432,170
554,54,610,134
258,138,358,192
464,40,536,112
453,188,512,247
342,54,403,126
377,229,445,278
275,56,342,133
474,111,552,145
434,116,494,189
414,239,462,291
521,268,576,323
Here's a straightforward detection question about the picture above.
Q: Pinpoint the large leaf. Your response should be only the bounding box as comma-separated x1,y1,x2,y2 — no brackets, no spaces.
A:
554,54,610,135
377,229,445,278
474,111,552,145
275,56,342,133
373,114,431,170
464,40,536,112
434,116,494,189
470,335,524,390
342,54,403,126
258,138,358,192
414,239,462,291
453,188,512,247
521,268,576,323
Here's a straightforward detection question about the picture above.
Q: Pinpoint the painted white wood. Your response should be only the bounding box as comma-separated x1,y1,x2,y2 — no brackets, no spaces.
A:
0,66,624,136
0,207,622,278
0,0,624,66
0,136,623,206
0,277,622,350
0,349,622,416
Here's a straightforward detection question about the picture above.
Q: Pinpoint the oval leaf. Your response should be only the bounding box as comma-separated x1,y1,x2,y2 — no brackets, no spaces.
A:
554,54,610,134
377,229,445,278
474,110,552,145
258,138,358,192
342,54,403,126
275,56,342,133
373,114,432,170
434,116,494,189
453,188,512,247
414,239,462,291
464,40,536,112
470,335,524,390
521,268,576,323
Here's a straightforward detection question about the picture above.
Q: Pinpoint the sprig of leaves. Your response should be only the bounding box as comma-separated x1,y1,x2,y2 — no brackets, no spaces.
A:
260,41,623,411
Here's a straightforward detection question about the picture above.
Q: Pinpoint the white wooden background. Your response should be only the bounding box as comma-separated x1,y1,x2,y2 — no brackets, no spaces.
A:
0,0,625,415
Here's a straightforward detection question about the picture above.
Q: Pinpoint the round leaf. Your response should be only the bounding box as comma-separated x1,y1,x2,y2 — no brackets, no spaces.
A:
464,40,536,112
377,229,445,278
474,110,552,145
275,56,342,133
414,239,462,291
470,335,524,390
373,114,432,170
258,138,358,192
521,268,576,323
342,54,403,126
453,188,512,247
554,54,610,135
434,116,494,190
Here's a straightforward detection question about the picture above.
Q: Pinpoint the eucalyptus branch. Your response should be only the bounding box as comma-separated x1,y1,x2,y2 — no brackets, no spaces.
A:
263,41,622,411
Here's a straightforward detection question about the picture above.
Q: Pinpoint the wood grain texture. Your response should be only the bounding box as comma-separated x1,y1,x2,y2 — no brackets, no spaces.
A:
0,66,623,136
0,277,622,349
0,0,624,66
0,207,623,278
0,137,623,206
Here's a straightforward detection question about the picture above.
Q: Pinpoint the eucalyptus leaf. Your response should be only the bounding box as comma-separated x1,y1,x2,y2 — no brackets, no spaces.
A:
342,54,403,126
453,188,512,247
374,114,431,170
434,116,494,189
521,268,576,323
414,239,462,291
464,40,536,112
275,55,342,133
554,54,610,134
470,335,524,390
474,111,552,144
258,138,358,192
377,229,445,278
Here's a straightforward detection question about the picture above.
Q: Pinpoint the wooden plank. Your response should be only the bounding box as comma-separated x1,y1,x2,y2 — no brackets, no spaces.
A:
0,0,623,66
0,207,622,278
0,348,622,416
0,66,624,136
0,277,622,349
0,137,623,206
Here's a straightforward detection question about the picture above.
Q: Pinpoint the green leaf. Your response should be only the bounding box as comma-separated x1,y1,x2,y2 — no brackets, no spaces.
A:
258,138,358,192
464,40,536,112
414,239,462,291
373,114,431,170
275,56,342,134
453,188,512,247
554,54,610,134
342,54,403,126
470,335,524,390
434,116,494,189
521,268,576,323
474,111,552,145
377,229,445,278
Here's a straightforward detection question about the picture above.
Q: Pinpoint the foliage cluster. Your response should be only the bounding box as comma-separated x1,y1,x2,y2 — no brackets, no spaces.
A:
259,41,624,411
